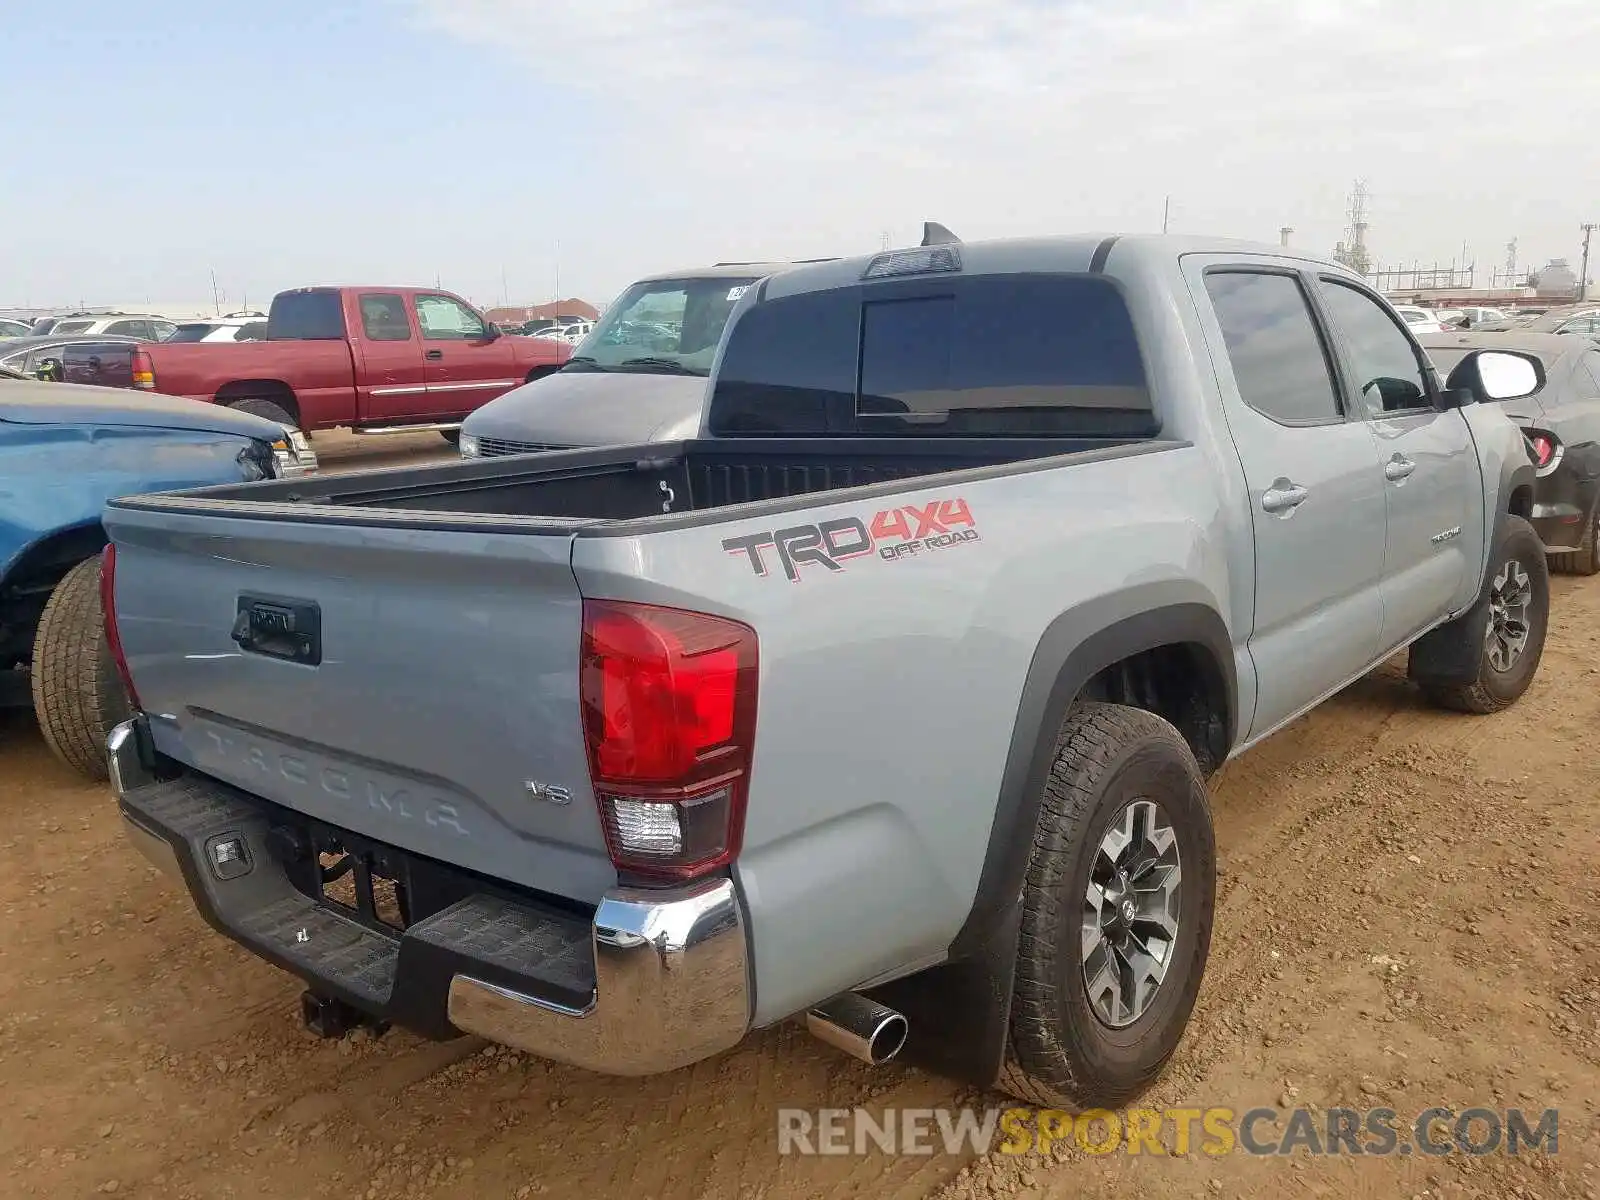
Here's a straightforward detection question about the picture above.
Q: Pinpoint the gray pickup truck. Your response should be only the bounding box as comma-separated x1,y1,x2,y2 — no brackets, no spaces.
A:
103,232,1547,1108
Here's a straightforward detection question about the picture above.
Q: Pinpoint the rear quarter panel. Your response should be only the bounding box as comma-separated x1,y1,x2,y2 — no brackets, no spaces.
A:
147,341,358,428
571,444,1237,1024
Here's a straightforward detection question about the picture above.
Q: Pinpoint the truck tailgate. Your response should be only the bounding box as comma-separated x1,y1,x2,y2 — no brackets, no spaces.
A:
103,503,614,905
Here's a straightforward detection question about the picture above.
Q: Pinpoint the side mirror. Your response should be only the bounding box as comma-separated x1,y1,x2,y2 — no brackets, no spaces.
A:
483,323,502,341
1444,349,1542,405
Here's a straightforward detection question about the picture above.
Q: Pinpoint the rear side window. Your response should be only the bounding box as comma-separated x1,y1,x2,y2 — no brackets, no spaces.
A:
165,324,217,343
268,291,347,340
360,293,413,341
709,274,1153,437
52,320,92,334
1204,271,1341,425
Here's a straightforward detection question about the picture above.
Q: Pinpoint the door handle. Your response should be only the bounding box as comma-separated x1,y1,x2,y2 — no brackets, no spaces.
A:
1261,481,1309,514
1384,455,1416,481
425,349,443,361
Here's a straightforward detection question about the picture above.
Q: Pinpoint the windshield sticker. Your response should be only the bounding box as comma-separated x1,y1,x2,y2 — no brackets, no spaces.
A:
726,286,750,302
722,497,979,583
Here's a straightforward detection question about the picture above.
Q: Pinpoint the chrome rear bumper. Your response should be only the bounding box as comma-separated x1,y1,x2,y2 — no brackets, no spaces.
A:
109,717,751,1076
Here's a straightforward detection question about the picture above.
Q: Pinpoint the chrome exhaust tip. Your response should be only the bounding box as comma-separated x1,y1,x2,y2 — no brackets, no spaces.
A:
805,992,908,1066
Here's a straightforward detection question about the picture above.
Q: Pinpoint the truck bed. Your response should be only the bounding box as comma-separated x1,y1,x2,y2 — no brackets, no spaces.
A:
112,435,1163,532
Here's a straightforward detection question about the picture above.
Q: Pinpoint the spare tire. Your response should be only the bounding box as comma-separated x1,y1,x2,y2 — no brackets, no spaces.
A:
31,556,131,781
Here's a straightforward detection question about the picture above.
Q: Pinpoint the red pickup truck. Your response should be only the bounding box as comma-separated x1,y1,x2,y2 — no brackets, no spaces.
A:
128,286,568,439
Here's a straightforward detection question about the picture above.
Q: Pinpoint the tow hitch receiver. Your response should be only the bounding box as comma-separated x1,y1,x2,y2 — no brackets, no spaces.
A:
300,990,390,1040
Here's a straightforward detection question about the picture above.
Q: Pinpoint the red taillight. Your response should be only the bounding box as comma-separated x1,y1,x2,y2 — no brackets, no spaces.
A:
131,348,155,390
1528,433,1556,468
580,600,758,881
100,545,141,708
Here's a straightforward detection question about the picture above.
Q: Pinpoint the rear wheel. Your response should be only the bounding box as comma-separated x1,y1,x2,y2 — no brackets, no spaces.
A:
1414,516,1549,713
998,702,1215,1109
31,556,131,781
225,396,297,428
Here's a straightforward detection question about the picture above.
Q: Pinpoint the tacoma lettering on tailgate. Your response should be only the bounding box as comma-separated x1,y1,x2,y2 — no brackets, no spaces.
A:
722,497,979,583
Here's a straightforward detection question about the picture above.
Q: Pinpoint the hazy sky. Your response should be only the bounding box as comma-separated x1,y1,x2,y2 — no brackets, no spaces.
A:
5,0,1599,312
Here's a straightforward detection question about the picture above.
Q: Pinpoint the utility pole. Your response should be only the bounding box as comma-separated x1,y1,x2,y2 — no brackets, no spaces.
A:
1581,223,1596,302
210,269,221,316
1279,226,1294,247
1162,196,1171,235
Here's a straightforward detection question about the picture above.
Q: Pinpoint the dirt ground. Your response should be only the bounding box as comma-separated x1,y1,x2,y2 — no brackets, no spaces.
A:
2,439,1597,1199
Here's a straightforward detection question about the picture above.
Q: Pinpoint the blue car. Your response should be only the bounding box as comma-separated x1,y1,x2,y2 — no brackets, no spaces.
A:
0,368,316,779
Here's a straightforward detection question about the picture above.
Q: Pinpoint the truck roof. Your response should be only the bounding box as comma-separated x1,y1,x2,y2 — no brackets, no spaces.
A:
629,262,807,285
757,233,1361,301
278,285,457,297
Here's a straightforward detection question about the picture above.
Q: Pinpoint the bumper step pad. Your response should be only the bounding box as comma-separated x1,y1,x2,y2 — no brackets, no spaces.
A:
119,773,596,1037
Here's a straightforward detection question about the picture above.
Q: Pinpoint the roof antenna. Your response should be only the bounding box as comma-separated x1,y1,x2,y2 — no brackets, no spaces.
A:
921,221,961,247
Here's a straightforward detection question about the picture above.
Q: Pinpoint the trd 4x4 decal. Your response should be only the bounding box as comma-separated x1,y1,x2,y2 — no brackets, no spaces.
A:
722,497,980,583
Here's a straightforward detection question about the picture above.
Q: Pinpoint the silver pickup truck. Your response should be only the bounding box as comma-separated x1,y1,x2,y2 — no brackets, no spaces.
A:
102,232,1547,1108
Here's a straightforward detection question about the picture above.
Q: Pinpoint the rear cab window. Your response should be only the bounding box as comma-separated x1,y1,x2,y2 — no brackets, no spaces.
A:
709,273,1154,437
267,291,348,340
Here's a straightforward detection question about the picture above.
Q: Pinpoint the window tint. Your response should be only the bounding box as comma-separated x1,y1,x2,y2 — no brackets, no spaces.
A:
1203,271,1341,425
710,274,1153,437
52,320,91,334
708,288,859,434
268,291,347,340
1319,281,1431,414
416,294,486,340
166,324,219,343
151,321,176,341
360,293,413,341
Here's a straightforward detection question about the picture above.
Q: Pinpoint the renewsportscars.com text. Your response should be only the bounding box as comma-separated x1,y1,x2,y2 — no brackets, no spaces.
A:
776,1106,1559,1158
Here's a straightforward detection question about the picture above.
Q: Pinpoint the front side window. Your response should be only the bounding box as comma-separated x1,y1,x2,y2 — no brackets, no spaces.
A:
1203,271,1342,425
360,293,413,341
1318,280,1431,414
415,294,487,340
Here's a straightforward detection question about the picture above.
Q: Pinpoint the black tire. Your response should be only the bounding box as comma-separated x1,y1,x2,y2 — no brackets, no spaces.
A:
30,556,131,782
440,430,461,446
1414,515,1549,714
225,396,297,428
998,702,1216,1110
1553,503,1600,576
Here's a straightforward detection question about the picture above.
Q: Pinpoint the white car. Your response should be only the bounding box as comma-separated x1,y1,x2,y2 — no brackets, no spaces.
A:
41,312,178,340
1392,304,1446,333
164,312,269,343
532,320,594,343
0,317,32,338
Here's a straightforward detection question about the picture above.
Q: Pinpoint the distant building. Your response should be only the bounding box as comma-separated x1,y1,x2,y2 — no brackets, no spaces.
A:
1532,260,1579,300
485,298,599,328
